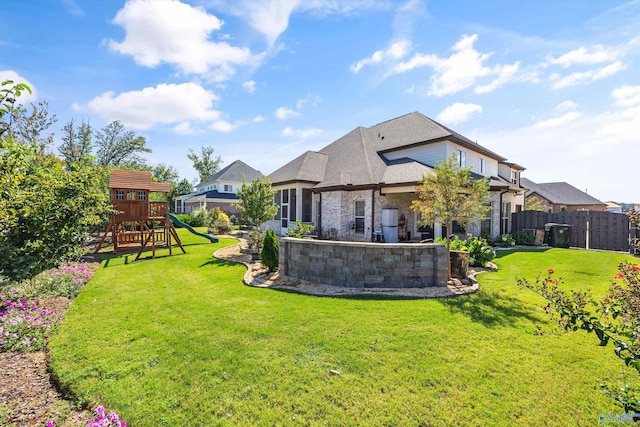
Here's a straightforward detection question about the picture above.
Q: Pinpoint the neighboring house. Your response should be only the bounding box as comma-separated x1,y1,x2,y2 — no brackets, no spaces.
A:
267,111,525,241
521,178,606,213
605,202,623,213
174,160,263,215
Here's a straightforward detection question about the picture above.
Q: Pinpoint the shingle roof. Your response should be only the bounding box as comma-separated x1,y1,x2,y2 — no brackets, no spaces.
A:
268,151,328,184
521,177,605,205
269,111,514,190
197,160,263,187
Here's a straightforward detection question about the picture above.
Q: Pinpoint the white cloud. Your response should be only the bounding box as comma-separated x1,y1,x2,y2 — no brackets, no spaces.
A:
78,82,221,129
556,100,577,111
547,45,620,68
551,61,626,89
0,70,37,103
436,103,482,125
275,107,299,120
229,0,389,45
252,115,265,123
107,0,260,78
529,111,583,129
296,93,322,109
282,126,322,140
209,120,236,132
61,0,84,17
350,39,411,73
172,121,201,135
612,84,640,107
242,80,256,93
392,34,521,96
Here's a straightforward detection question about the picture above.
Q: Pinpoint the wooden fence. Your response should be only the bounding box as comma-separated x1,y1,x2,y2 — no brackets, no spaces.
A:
511,211,632,252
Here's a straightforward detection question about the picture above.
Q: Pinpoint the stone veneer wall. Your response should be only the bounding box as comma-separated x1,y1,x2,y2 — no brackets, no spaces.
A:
279,238,449,288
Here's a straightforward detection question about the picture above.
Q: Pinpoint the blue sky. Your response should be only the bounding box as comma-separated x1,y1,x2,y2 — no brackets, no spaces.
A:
2,0,639,202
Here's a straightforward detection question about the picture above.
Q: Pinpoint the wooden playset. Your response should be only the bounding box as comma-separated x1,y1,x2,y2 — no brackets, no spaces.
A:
95,169,185,260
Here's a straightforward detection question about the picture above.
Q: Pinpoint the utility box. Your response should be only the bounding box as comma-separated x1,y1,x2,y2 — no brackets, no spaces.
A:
544,223,572,248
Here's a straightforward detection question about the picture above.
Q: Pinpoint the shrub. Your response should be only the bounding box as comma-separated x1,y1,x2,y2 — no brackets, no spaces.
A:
208,208,232,235
285,220,315,238
435,235,466,250
0,261,97,303
189,208,209,227
248,230,264,251
260,229,279,272
173,213,193,227
512,230,535,246
467,237,495,267
494,233,515,247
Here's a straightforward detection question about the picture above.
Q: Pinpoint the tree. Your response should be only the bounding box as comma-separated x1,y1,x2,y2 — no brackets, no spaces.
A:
0,80,32,136
260,229,279,272
411,154,490,278
58,118,94,167
95,120,151,167
8,101,57,151
234,177,279,229
0,81,111,281
524,196,547,212
188,146,222,183
169,178,193,212
152,163,179,184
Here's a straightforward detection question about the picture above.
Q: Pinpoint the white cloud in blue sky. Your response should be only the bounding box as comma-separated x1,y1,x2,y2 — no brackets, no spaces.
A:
2,0,640,201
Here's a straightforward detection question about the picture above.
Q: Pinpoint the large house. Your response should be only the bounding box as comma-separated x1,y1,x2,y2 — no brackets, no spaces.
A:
520,178,606,212
174,160,263,215
267,112,525,241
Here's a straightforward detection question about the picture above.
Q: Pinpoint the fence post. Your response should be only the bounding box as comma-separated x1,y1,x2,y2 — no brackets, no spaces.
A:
586,219,590,250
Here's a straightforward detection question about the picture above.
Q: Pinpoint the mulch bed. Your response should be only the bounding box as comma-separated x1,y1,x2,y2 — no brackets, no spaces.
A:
0,298,87,427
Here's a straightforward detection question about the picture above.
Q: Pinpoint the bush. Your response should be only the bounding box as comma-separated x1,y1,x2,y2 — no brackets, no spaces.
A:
0,299,64,352
208,208,232,235
512,230,535,246
260,229,279,272
173,213,193,227
285,220,315,238
189,208,209,227
467,237,495,267
248,230,264,251
494,234,515,247
435,235,466,250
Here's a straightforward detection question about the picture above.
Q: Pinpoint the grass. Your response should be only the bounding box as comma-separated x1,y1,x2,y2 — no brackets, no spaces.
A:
49,233,640,426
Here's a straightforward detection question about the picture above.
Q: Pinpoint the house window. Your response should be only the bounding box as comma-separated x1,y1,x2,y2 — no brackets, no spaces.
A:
224,184,232,192
302,189,313,222
138,191,146,201
126,191,136,201
457,149,466,167
116,190,124,200
501,202,511,234
273,191,281,220
479,158,486,175
481,203,493,238
511,170,518,185
354,200,365,233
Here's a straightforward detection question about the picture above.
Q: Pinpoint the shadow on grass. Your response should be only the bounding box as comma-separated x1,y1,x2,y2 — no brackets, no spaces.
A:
437,289,543,328
199,257,242,269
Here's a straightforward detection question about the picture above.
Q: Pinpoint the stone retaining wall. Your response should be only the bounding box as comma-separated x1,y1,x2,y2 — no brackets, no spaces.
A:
279,238,449,288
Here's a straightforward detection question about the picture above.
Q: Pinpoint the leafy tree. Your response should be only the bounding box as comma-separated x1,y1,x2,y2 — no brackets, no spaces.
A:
8,101,57,151
95,120,151,167
411,154,489,278
188,146,222,183
0,81,110,281
152,163,179,184
0,80,32,136
234,177,278,230
58,118,94,167
260,229,279,272
524,196,547,212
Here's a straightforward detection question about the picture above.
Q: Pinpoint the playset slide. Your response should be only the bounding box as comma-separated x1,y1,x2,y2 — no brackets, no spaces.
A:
169,213,219,243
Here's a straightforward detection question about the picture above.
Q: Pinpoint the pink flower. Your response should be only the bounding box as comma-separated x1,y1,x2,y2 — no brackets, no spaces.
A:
547,269,554,274
615,273,624,279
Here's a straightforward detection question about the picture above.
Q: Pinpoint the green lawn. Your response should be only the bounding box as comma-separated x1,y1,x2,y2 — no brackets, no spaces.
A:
49,232,639,426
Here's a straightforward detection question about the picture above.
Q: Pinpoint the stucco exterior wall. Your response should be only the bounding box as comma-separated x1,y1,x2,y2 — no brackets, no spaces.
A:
279,238,449,288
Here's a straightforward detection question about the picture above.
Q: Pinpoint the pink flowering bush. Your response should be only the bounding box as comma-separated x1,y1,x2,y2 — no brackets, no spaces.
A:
0,261,97,303
0,299,63,352
84,406,127,427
